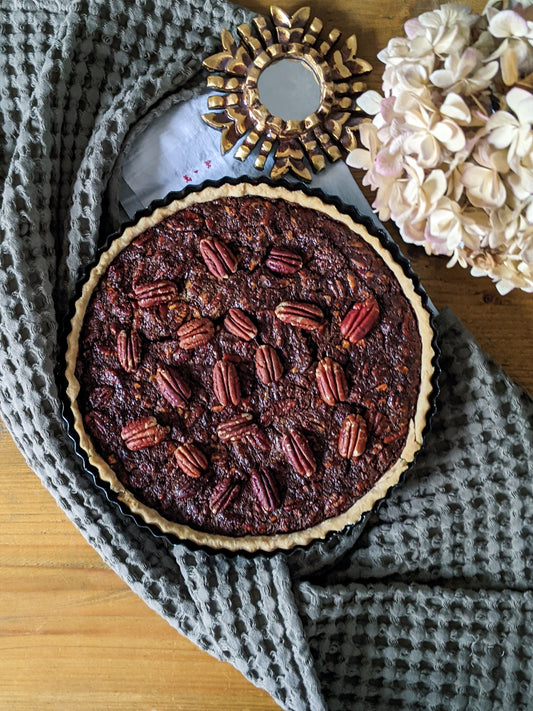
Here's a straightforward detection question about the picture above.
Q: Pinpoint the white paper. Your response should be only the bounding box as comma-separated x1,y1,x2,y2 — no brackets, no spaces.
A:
120,93,383,230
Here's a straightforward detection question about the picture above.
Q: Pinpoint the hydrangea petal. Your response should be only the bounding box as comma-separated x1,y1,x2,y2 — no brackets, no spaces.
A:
356,90,383,116
440,93,471,122
433,119,466,151
404,18,423,39
488,124,516,149
425,169,448,201
506,87,533,125
375,148,404,177
346,148,372,170
489,9,529,38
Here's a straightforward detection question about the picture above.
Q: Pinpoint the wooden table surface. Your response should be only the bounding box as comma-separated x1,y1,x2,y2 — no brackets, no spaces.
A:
1,0,532,709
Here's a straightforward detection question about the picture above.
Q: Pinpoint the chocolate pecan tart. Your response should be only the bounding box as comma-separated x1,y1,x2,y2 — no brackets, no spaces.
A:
65,182,435,552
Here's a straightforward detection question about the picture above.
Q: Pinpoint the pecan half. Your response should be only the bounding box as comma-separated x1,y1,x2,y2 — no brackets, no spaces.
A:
213,359,241,407
338,413,367,458
88,386,114,409
117,329,141,373
84,411,113,439
282,429,316,478
200,237,238,279
370,411,390,437
174,442,208,478
217,413,254,442
316,357,348,406
177,317,214,349
251,467,280,512
155,366,191,408
246,426,271,452
120,416,169,451
265,248,303,275
275,301,324,330
210,476,241,515
340,297,380,343
133,280,178,308
224,308,257,341
255,344,283,385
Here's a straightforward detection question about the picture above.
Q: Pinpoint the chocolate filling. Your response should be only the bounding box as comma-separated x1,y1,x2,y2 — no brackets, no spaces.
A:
75,196,422,536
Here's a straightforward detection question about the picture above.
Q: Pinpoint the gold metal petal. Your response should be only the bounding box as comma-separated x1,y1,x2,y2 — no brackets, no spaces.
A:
319,29,341,57
325,111,352,140
202,5,373,179
221,28,237,52
207,93,240,110
235,130,261,161
253,15,274,47
206,75,243,93
299,130,327,172
202,112,233,129
227,107,252,135
254,137,274,170
202,109,251,154
335,79,367,96
271,6,311,44
270,5,292,28
314,126,343,161
288,6,312,27
324,112,362,151
271,139,313,181
203,42,251,76
302,18,323,46
237,24,264,57
354,58,373,75
203,50,233,73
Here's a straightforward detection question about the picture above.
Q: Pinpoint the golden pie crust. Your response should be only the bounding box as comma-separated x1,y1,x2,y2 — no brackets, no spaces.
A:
65,181,435,552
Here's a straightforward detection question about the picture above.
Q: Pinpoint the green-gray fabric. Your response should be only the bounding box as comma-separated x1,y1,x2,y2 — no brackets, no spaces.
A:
1,1,532,709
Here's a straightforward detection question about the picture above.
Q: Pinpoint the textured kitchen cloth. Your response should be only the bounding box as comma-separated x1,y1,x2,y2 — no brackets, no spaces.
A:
1,1,533,710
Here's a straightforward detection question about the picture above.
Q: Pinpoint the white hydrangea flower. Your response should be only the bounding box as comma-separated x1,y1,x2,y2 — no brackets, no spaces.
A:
507,160,533,201
486,87,533,161
430,47,498,94
439,92,472,122
461,143,508,208
378,36,436,95
397,215,427,247
385,180,413,223
377,35,434,67
371,176,402,222
399,157,448,223
486,8,533,84
489,204,524,248
427,197,470,252
488,8,533,41
346,121,379,172
404,4,478,57
396,92,466,167
383,61,432,95
462,207,493,249
346,2,533,293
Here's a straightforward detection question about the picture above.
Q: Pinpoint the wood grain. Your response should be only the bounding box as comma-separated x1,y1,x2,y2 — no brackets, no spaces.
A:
0,422,277,711
1,1,532,710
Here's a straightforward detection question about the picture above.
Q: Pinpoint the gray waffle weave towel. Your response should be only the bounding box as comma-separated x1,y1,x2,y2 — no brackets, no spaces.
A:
1,2,532,709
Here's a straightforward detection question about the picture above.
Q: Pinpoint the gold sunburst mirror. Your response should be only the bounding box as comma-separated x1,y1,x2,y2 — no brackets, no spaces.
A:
202,5,372,181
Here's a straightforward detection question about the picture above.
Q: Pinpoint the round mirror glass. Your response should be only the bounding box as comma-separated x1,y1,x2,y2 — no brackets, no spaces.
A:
257,58,321,121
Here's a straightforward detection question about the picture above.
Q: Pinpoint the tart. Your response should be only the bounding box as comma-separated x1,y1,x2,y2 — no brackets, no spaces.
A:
65,181,435,552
